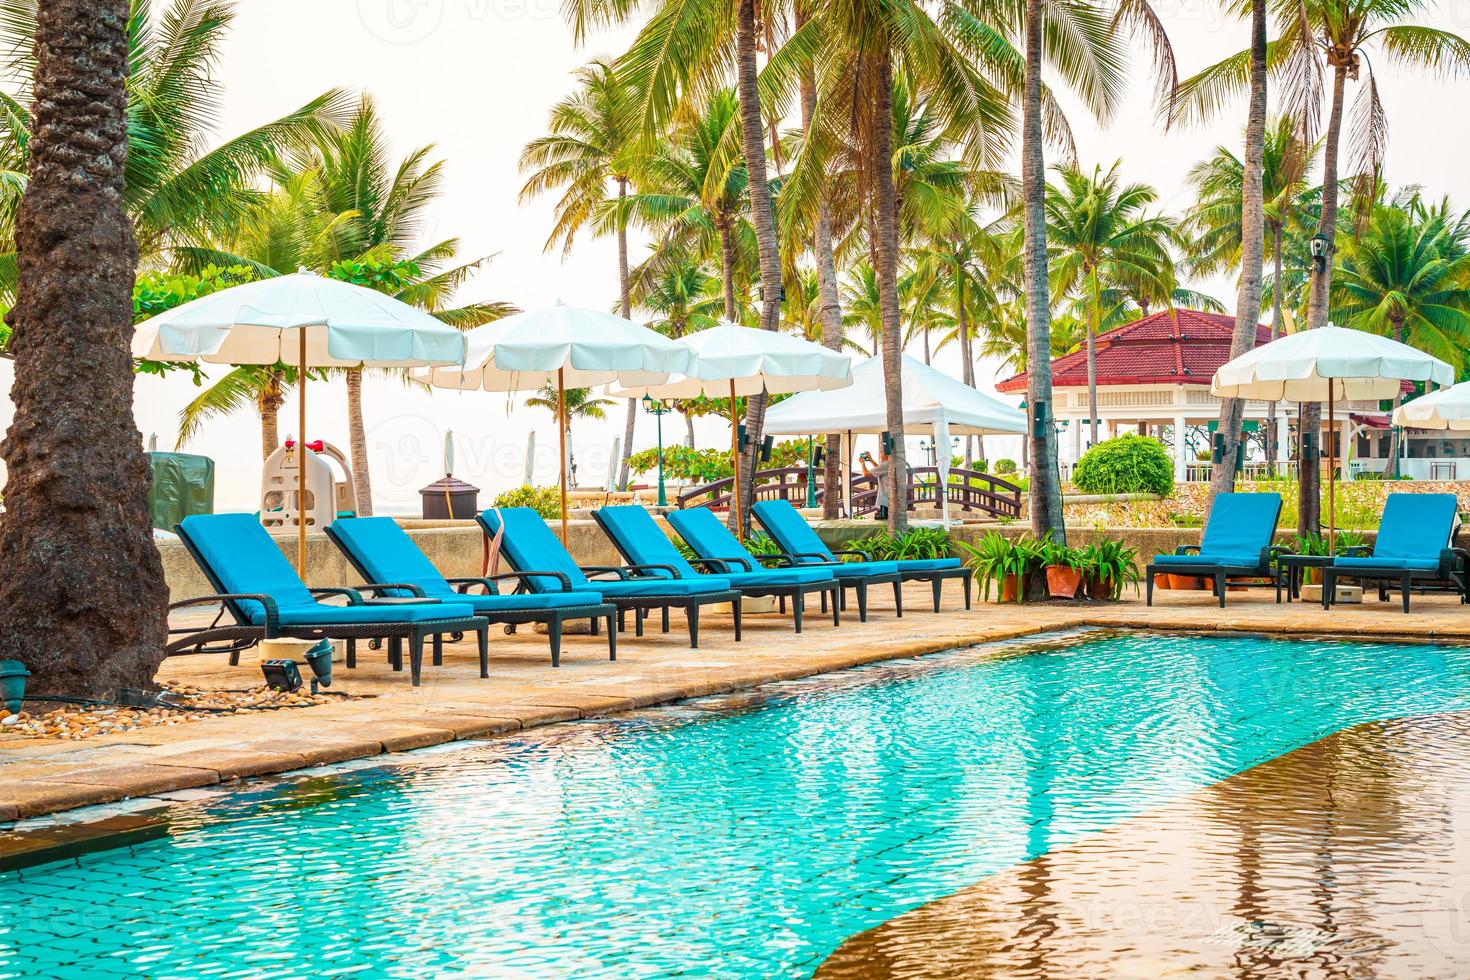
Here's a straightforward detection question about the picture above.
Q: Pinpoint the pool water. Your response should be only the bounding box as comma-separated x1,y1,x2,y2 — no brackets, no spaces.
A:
5,631,1470,978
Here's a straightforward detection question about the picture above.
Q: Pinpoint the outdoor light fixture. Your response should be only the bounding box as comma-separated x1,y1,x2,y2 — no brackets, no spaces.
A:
303,640,334,694
1310,232,1331,273
642,395,671,507
881,431,895,455
759,434,774,463
738,423,748,453
0,660,29,716
1031,399,1050,438
260,659,303,693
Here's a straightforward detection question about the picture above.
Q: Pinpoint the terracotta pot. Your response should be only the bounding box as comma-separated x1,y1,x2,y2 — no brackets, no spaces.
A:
1156,573,1178,590
1046,565,1083,599
1086,575,1113,600
999,573,1025,603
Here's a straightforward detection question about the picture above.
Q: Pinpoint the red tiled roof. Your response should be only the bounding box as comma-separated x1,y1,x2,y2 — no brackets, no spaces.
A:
994,309,1273,393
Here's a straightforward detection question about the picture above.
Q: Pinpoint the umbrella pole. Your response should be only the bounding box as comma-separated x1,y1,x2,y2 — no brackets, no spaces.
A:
1328,381,1336,554
558,368,569,546
730,380,742,541
297,330,308,576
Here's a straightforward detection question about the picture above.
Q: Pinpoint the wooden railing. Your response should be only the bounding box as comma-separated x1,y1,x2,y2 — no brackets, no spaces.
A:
676,466,1023,521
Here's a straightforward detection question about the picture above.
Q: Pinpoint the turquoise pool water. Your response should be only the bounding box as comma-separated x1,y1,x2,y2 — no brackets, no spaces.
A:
5,631,1470,978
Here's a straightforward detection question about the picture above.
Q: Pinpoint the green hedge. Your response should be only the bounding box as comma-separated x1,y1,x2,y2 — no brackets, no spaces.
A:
1072,434,1173,496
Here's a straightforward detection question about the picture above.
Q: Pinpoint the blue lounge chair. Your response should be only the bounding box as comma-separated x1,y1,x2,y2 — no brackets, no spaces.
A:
1146,493,1283,608
477,508,742,647
171,513,486,687
749,499,904,621
325,517,616,667
595,506,840,633
1324,493,1467,613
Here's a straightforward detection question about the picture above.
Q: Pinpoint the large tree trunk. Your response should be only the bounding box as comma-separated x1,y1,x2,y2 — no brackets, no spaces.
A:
872,48,909,533
1086,274,1100,445
1208,0,1268,506
259,369,283,461
797,26,846,520
732,0,783,534
344,368,373,516
1298,62,1348,537
1021,0,1065,543
956,254,979,470
0,0,167,698
1383,321,1406,471
616,176,636,491
1265,223,1283,468
718,223,738,321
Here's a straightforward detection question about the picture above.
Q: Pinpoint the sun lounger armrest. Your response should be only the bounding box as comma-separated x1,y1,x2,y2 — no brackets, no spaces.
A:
832,548,875,562
581,565,632,580
357,582,429,598
619,563,683,580
310,587,366,606
1174,545,1202,556
1340,545,1370,558
790,551,841,564
689,557,744,574
168,593,280,636
452,571,575,593
1440,548,1470,577
757,553,799,567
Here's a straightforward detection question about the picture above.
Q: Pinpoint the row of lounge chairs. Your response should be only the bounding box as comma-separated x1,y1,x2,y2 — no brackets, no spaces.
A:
168,500,974,687
1146,491,1469,613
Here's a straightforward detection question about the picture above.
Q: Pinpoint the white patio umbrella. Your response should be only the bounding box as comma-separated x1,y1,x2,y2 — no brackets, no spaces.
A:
1393,381,1470,431
763,354,1027,524
1212,324,1453,548
611,322,852,536
412,305,694,542
133,271,467,573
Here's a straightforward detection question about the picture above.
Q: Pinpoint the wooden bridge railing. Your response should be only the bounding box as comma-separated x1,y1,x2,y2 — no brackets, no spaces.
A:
676,466,1023,521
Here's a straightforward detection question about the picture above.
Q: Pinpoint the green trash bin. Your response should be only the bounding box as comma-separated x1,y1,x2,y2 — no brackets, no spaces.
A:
147,452,215,530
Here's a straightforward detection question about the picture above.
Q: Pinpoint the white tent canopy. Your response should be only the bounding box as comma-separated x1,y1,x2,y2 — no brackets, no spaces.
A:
763,354,1026,524
1394,381,1470,431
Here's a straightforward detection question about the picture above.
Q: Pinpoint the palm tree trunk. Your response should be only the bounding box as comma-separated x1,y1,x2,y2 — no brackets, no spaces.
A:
1208,0,1268,505
1298,62,1348,537
797,20,846,520
345,368,374,516
733,0,783,534
259,369,283,461
685,413,696,449
1087,271,1100,445
956,255,978,470
1384,321,1406,470
1022,0,1065,543
616,175,636,492
1266,223,1283,468
0,0,167,697
719,223,738,322
873,47,908,533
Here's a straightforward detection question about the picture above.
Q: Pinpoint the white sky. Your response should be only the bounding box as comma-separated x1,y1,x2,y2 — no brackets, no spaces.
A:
5,0,1469,513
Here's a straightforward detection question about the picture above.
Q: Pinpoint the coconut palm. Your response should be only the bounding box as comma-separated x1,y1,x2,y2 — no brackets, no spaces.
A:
1333,195,1470,465
1174,0,1470,533
526,382,616,468
630,244,726,446
0,0,168,695
1045,162,1180,445
520,58,643,490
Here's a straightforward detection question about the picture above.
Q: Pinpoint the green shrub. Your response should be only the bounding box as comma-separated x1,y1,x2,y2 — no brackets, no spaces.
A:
491,485,562,519
993,458,1018,475
1072,434,1173,496
853,526,952,561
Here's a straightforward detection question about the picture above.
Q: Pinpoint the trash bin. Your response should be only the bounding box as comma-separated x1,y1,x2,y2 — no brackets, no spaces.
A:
420,477,480,519
147,452,215,530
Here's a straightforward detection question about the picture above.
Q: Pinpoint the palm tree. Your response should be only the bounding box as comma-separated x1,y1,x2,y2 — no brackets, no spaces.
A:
630,244,725,445
0,0,167,696
1333,195,1470,466
1186,117,1321,464
526,382,616,471
1175,0,1470,534
1045,162,1179,445
520,58,643,490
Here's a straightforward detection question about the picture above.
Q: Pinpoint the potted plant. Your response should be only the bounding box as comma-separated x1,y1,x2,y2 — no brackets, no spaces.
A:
959,532,1038,603
1079,538,1140,600
1039,535,1084,599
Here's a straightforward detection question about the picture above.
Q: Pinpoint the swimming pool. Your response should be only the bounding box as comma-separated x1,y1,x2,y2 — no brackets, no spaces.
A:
5,630,1470,978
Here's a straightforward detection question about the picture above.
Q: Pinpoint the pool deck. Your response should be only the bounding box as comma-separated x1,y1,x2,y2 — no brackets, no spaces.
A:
3,584,1469,825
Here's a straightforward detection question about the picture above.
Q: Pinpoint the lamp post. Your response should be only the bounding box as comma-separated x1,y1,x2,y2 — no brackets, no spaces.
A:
805,435,818,508
643,395,671,507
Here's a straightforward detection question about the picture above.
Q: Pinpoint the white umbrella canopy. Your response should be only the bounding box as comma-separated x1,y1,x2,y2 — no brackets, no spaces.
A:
411,305,695,543
1211,324,1453,401
133,271,468,572
1212,323,1453,549
413,304,693,392
1394,381,1470,431
764,354,1026,524
610,322,853,536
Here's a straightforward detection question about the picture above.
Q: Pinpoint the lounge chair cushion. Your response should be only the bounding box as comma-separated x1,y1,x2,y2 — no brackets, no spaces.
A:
1150,492,1281,568
825,560,902,580
751,499,840,562
891,558,963,572
589,577,733,598
1372,492,1458,561
666,507,838,587
595,506,701,577
1334,556,1442,573
720,567,834,589
179,514,474,627
455,591,608,614
479,507,594,592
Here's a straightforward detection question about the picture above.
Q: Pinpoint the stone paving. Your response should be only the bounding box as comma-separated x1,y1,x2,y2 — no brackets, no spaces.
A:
3,583,1468,824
